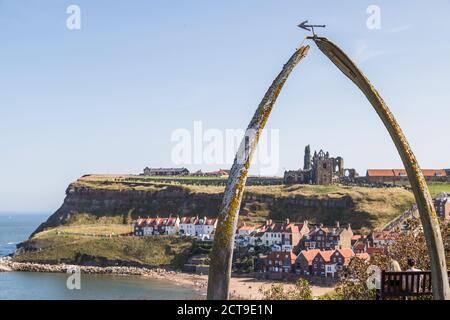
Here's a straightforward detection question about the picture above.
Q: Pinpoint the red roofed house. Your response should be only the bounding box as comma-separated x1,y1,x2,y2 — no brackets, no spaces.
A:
179,216,198,236
295,249,321,276
366,169,447,183
134,216,180,236
352,239,369,254
265,251,297,273
195,216,218,239
312,250,334,277
327,248,355,277
260,219,303,251
301,222,353,251
369,231,398,247
161,216,180,235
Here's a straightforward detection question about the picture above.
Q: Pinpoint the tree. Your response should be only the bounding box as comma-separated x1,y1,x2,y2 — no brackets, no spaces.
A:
260,278,313,300
335,220,450,300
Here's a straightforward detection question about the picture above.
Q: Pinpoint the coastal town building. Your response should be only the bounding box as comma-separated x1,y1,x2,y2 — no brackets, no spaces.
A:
365,169,447,184
295,249,321,276
259,219,303,251
264,251,297,273
194,217,218,239
134,216,180,236
300,222,353,251
368,231,398,247
179,216,198,236
295,248,356,278
134,215,217,238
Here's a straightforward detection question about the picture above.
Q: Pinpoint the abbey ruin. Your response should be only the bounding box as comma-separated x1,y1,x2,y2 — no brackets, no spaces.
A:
283,145,357,185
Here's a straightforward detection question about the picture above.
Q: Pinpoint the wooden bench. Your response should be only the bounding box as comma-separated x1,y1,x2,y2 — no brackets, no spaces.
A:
376,271,450,300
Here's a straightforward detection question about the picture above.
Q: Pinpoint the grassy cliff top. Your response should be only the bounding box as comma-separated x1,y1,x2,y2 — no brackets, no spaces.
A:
72,174,424,196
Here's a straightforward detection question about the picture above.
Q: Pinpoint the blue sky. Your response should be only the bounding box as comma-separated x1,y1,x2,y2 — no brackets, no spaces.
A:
1,0,449,212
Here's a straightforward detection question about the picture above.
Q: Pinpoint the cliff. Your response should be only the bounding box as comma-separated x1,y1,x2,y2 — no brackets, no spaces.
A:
32,174,416,236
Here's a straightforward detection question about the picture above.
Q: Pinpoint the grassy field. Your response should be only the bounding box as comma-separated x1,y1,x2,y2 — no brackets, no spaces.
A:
15,232,193,268
34,224,133,238
426,182,450,197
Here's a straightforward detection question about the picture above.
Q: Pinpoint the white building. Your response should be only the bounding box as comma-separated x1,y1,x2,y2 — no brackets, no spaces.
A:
195,217,217,239
164,216,180,235
179,216,198,236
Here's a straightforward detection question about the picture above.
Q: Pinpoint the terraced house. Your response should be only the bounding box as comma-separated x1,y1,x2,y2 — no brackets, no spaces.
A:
301,222,353,251
264,251,297,273
295,249,321,276
296,248,360,278
134,216,180,236
194,217,218,239
259,219,308,251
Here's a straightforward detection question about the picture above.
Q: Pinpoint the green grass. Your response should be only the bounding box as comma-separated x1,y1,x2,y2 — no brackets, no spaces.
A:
426,182,450,198
15,233,194,268
34,224,133,238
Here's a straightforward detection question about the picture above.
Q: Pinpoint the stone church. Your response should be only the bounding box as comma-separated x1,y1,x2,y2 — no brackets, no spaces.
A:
284,145,348,185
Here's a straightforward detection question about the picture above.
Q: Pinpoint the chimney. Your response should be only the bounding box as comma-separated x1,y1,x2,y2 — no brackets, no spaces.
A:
336,221,340,229
285,218,290,225
320,223,324,228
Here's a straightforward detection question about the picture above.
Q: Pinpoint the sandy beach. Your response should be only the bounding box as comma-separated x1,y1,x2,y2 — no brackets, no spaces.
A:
154,272,335,299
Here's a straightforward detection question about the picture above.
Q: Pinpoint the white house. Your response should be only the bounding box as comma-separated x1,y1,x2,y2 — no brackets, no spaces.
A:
164,216,180,235
179,216,198,236
260,220,282,246
195,217,217,238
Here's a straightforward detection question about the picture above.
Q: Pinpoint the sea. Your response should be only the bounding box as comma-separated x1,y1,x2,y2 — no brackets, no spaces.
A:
0,213,201,300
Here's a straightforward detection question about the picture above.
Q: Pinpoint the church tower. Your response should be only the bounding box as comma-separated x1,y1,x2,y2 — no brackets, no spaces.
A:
303,145,312,170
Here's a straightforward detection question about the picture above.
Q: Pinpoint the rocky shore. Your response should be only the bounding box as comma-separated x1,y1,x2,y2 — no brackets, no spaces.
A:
0,257,208,291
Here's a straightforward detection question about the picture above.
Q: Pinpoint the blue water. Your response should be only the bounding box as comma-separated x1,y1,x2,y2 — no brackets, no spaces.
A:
0,272,201,300
0,213,201,300
0,213,47,257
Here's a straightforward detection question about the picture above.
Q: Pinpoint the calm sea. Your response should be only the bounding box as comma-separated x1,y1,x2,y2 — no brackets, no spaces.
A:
0,213,201,300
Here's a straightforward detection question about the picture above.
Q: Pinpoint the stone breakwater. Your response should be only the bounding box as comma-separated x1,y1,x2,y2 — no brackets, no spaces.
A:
0,257,208,290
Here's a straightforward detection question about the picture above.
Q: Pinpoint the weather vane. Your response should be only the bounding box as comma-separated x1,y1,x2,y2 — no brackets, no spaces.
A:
297,20,326,37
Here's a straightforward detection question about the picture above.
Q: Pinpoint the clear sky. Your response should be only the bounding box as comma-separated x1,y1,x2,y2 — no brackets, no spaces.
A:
1,0,449,213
